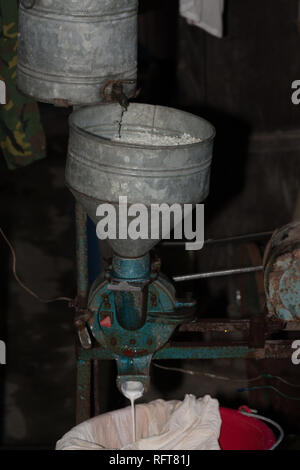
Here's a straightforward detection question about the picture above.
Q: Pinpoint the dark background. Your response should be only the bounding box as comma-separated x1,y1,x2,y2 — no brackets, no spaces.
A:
1,0,300,448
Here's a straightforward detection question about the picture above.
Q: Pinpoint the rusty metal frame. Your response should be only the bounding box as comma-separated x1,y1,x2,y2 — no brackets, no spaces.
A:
74,211,300,424
75,334,299,423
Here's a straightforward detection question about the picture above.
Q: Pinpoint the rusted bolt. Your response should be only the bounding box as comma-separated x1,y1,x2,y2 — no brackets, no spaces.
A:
147,338,153,346
130,339,136,345
110,337,117,346
102,294,111,309
151,294,157,307
151,257,161,274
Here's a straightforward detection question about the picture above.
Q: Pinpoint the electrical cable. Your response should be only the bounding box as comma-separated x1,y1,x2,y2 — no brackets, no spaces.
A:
240,409,284,450
269,375,300,388
153,364,287,449
237,385,300,401
153,364,300,388
0,227,72,304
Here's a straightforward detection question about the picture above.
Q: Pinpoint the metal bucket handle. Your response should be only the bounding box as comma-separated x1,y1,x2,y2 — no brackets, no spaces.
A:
21,0,36,9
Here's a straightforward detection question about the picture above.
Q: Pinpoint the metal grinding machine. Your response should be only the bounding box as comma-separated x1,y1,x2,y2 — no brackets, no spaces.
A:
18,0,300,424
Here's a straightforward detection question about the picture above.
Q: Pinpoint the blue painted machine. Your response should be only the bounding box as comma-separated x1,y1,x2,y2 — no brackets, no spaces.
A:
66,103,215,420
68,106,300,424
88,254,195,391
72,207,300,423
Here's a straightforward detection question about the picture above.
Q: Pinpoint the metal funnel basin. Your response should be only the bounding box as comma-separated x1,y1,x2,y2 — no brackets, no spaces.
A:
66,103,215,257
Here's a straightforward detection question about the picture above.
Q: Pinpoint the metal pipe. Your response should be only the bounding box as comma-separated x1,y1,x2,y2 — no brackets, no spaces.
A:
78,340,296,361
76,359,91,424
75,202,89,299
173,265,264,283
75,202,92,350
162,230,274,248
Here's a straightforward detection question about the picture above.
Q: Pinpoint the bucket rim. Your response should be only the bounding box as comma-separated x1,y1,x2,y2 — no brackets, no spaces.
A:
69,103,216,151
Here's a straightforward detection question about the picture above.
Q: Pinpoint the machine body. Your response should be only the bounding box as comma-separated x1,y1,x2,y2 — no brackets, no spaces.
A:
88,254,195,391
264,222,300,321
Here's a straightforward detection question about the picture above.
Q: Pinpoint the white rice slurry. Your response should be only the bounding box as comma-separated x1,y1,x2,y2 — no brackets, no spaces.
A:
112,131,202,146
121,381,144,444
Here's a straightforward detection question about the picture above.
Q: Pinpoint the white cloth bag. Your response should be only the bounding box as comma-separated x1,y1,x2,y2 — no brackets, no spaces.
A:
56,394,221,451
180,0,224,38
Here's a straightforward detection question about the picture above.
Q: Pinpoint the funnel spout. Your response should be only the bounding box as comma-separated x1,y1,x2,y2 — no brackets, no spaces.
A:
116,355,152,393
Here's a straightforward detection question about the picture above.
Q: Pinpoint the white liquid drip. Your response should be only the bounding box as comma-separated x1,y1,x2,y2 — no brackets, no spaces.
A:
121,381,144,443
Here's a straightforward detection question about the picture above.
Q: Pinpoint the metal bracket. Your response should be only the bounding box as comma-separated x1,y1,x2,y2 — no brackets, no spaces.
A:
70,296,93,350
102,79,139,109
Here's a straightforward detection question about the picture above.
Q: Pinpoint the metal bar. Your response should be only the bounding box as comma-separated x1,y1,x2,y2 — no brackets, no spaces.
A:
162,231,274,248
79,344,254,360
75,202,92,350
155,341,295,360
283,322,300,331
179,318,295,334
179,319,251,333
78,340,296,362
155,344,252,359
93,360,101,416
76,359,92,424
173,265,264,282
75,202,89,300
78,345,250,360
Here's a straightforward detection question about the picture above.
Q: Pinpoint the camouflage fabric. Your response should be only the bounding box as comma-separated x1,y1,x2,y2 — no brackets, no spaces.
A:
0,0,46,170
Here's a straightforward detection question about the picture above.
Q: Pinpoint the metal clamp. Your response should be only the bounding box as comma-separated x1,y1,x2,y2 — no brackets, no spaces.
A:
70,297,93,350
21,0,36,8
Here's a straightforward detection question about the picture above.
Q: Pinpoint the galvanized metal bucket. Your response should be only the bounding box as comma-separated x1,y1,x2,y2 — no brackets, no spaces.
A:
66,103,215,257
17,0,138,106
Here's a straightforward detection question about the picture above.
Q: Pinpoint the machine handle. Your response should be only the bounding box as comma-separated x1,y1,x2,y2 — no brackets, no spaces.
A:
21,0,36,9
173,265,263,283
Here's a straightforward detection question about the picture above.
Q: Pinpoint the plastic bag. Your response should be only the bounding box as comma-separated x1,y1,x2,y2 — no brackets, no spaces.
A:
56,394,221,451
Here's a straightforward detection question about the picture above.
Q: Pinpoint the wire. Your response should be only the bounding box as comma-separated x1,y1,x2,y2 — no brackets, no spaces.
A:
153,363,263,382
237,385,300,401
153,364,287,448
0,227,72,304
153,362,236,380
270,375,300,388
240,409,284,450
153,364,300,388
